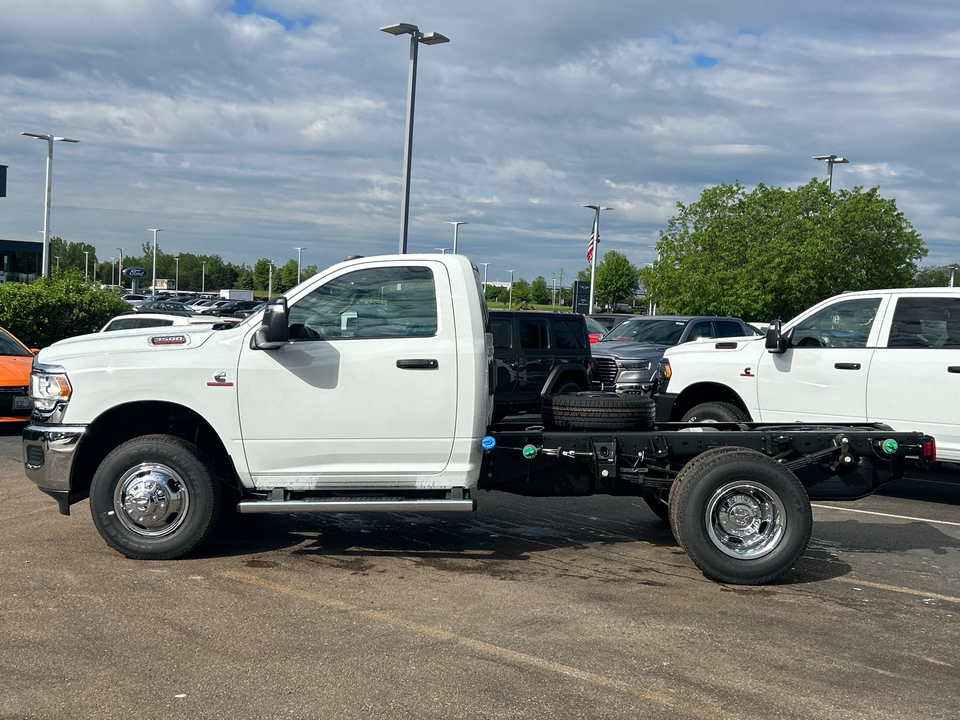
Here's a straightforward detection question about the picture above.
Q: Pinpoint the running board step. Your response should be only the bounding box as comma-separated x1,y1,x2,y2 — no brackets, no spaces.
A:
237,498,477,515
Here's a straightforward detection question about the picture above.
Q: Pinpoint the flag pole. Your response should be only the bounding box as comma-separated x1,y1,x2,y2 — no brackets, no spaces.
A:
583,205,612,314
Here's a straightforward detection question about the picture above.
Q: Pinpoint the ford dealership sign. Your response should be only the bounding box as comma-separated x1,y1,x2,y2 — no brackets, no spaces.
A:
123,267,148,278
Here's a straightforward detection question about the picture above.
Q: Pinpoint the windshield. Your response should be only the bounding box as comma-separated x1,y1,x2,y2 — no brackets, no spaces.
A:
0,328,31,357
603,318,687,345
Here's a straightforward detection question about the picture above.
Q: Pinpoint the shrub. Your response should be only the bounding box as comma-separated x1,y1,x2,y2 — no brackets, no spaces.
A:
0,271,130,348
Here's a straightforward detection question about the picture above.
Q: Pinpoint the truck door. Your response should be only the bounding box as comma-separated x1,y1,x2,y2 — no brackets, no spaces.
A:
868,295,960,461
755,296,882,423
236,261,457,486
515,317,552,401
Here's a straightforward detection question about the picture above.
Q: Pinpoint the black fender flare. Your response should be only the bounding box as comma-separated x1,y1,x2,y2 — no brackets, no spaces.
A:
540,364,589,397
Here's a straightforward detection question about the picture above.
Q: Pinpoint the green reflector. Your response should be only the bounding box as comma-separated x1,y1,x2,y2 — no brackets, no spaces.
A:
882,439,899,454
522,444,538,459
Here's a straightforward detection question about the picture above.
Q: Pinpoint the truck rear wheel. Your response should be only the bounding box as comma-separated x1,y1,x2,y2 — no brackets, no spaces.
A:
668,447,812,585
541,392,655,430
681,402,749,423
89,435,222,560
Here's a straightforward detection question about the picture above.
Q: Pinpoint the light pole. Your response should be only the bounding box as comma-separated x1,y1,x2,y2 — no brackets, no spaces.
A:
20,132,80,279
380,22,450,254
110,257,116,286
813,154,849,191
149,228,161,297
201,262,206,293
295,247,304,284
174,256,180,291
83,250,89,279
55,256,60,268
446,221,467,253
478,262,491,292
508,270,515,310
116,247,124,287
583,205,613,314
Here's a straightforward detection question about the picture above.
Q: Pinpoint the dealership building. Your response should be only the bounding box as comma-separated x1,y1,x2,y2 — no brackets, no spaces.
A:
0,238,42,284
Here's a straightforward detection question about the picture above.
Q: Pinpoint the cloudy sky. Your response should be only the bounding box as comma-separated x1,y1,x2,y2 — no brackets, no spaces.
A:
2,0,960,286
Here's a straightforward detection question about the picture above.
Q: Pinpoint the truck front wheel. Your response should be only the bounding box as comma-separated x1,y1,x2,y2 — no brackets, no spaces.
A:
89,435,222,560
668,447,812,585
681,401,748,423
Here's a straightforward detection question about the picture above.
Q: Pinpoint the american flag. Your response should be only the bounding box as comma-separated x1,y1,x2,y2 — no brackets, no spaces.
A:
586,232,598,263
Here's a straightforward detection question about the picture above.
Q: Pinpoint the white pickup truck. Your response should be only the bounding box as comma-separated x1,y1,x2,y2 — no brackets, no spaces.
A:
22,255,935,585
655,287,960,461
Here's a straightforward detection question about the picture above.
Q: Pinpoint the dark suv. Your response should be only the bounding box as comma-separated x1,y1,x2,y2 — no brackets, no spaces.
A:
489,311,592,420
591,315,755,395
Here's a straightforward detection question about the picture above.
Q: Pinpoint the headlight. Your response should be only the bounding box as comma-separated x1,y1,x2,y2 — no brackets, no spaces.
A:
30,365,72,412
617,360,651,370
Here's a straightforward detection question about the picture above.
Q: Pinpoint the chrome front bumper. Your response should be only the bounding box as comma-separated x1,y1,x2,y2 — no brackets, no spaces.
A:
22,424,87,515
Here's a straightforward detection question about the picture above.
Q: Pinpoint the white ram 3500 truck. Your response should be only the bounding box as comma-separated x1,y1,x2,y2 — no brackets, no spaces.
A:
655,287,960,461
23,255,935,585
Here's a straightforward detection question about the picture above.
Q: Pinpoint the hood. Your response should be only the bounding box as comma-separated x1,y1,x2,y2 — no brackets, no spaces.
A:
592,341,671,360
663,335,764,358
37,324,225,366
0,354,33,386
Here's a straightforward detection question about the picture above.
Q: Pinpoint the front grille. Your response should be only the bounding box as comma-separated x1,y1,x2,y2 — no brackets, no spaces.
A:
0,387,31,417
592,358,619,384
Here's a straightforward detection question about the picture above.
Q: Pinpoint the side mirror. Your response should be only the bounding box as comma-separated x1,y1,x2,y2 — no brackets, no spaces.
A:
764,319,788,354
251,297,289,350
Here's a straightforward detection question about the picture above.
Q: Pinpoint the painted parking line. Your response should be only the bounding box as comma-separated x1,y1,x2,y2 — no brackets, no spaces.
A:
811,503,960,528
221,570,737,720
832,576,960,605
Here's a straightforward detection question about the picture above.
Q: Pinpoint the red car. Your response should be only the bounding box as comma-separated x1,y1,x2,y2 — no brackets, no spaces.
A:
584,315,608,344
0,326,37,422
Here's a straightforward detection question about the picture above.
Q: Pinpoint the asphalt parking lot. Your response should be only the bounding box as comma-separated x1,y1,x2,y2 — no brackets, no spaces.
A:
2,425,958,720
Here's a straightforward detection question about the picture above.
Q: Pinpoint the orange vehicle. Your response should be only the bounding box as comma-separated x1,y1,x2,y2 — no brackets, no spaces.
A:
0,326,37,422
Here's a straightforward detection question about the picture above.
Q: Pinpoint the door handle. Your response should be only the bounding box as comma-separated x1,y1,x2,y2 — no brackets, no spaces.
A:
834,363,861,370
397,359,439,370
948,366,960,374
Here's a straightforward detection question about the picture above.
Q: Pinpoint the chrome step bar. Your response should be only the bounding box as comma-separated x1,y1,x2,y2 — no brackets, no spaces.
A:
237,498,476,515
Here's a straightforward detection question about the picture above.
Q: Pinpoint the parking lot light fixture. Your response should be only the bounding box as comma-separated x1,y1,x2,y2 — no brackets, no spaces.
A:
295,247,305,283
813,154,849,191
84,250,89,279
478,262,491,291
380,22,449,254
446,221,467,253
174,256,180,291
20,132,80,278
149,229,161,298
508,270,515,310
116,248,123,287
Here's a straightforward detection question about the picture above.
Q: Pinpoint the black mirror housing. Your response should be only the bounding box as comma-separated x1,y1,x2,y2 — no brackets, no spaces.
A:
252,297,289,350
765,319,788,354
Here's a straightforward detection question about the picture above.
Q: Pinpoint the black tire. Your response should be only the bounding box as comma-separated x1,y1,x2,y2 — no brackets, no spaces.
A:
668,447,812,585
554,381,584,395
89,434,222,560
541,392,655,431
681,401,749,423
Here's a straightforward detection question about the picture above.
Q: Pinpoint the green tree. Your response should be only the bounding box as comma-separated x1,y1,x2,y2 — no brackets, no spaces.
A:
512,278,531,303
641,180,927,321
252,258,272,291
578,252,640,309
914,264,958,287
0,270,129,347
530,276,551,304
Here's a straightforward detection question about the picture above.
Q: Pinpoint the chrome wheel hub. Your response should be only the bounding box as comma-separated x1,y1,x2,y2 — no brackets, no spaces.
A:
114,463,189,538
705,481,785,559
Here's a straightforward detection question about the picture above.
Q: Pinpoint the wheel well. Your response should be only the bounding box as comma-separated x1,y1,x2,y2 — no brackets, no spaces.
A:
671,383,751,421
71,401,241,503
544,367,589,395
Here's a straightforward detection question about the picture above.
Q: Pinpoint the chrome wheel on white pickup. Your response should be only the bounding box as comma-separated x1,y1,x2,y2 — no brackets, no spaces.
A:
90,435,221,560
114,462,191,538
668,447,812,585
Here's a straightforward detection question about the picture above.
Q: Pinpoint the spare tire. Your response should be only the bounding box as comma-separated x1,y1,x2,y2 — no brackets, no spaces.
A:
542,392,655,431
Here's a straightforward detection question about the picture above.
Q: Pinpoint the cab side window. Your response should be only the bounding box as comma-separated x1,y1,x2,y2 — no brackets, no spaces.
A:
490,319,513,349
287,266,437,340
792,298,881,349
554,319,586,350
888,297,960,349
687,321,715,341
518,319,549,350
